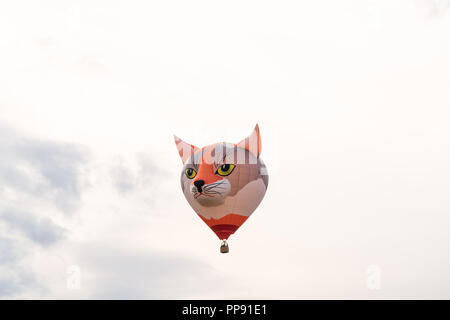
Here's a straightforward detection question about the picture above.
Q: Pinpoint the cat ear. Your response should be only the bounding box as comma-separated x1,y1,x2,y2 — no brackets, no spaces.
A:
237,124,262,157
174,135,200,164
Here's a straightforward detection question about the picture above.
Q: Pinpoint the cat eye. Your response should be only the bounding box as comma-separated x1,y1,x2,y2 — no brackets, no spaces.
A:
216,164,235,176
185,168,197,179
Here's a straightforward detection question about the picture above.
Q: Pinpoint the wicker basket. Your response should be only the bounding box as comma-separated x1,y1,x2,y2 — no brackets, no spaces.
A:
220,241,229,254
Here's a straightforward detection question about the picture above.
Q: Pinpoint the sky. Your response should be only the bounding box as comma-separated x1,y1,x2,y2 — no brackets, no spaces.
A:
1,0,450,299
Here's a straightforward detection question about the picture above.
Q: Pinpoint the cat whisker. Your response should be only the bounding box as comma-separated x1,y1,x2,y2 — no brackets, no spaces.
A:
204,184,226,189
203,188,219,193
195,192,214,198
203,186,226,190
207,181,225,187
204,191,220,195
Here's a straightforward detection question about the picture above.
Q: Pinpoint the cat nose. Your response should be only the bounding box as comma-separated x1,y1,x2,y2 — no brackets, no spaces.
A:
193,180,205,192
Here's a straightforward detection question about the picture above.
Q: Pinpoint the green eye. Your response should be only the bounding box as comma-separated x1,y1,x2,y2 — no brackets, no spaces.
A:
216,164,235,176
185,168,197,179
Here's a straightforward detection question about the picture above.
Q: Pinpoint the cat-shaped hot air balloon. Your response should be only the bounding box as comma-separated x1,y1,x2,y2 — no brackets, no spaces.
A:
174,124,268,253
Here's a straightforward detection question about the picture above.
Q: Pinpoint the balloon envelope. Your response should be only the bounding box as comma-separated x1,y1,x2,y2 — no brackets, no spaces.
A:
174,125,268,241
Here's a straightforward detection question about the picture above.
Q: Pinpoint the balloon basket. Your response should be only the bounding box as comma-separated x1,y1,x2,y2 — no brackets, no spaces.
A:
220,240,229,254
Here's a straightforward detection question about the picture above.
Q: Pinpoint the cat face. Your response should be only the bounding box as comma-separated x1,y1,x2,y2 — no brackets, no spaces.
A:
174,125,268,221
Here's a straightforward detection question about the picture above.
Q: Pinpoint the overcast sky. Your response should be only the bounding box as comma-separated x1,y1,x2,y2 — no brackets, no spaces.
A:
1,0,450,299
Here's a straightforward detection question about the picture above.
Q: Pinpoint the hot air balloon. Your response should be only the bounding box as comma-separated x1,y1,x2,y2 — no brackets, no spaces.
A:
174,124,268,253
